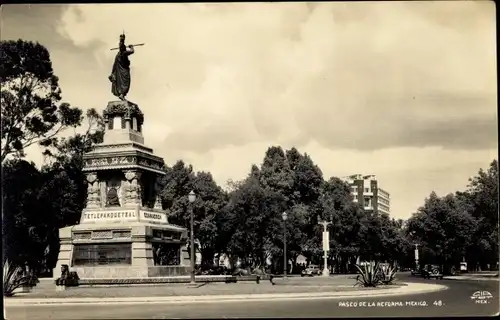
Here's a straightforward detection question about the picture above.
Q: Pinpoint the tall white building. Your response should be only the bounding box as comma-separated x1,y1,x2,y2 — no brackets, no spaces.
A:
341,174,391,215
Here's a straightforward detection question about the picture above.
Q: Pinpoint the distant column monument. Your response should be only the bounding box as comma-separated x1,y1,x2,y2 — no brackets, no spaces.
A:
53,34,190,280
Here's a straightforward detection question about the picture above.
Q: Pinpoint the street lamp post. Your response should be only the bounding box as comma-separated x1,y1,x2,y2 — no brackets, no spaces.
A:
414,243,419,270
410,231,419,270
282,212,288,280
318,215,332,277
188,190,197,284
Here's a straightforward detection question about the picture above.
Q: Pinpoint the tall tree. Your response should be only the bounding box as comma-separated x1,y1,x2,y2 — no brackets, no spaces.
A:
321,177,366,272
285,148,324,206
159,160,221,262
406,192,476,267
160,160,196,225
224,173,285,268
42,108,104,167
191,171,228,266
35,167,81,273
27,109,105,273
1,40,82,163
462,160,499,269
280,148,325,269
1,159,42,268
259,146,294,205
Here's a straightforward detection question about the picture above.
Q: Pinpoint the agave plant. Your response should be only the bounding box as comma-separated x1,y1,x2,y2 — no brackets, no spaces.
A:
379,264,397,285
3,260,36,297
354,261,383,287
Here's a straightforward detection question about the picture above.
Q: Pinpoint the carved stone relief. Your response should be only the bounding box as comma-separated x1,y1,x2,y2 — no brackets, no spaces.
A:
83,155,164,172
123,170,142,206
99,181,106,208
85,173,101,208
154,176,163,210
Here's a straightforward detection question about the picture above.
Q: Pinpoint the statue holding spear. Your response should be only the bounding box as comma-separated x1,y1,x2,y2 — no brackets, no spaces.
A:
108,33,144,100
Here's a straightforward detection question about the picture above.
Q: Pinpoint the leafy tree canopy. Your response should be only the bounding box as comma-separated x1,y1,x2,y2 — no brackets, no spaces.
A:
1,40,82,163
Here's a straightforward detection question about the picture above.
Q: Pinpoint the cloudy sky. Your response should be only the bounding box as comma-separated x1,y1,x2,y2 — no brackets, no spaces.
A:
1,2,497,219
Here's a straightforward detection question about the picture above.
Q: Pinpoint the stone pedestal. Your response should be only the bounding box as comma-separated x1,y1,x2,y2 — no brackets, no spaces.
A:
53,100,190,279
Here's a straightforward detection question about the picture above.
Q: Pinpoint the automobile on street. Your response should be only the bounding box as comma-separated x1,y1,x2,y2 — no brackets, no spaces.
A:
422,264,444,280
301,264,321,277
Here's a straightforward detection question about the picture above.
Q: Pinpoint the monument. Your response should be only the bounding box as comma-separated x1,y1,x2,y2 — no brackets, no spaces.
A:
53,33,190,280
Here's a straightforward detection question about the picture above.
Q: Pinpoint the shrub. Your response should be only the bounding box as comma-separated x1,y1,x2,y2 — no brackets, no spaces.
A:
3,260,36,297
354,261,382,287
379,264,397,285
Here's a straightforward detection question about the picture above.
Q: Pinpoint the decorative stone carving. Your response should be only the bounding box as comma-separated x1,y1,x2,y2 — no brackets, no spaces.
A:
73,232,91,240
86,173,97,184
103,100,144,127
86,173,101,208
154,177,163,210
113,231,131,238
154,196,162,209
92,230,113,239
125,170,136,181
85,156,137,168
138,158,162,170
122,180,131,205
99,181,106,208
83,155,164,173
123,170,142,205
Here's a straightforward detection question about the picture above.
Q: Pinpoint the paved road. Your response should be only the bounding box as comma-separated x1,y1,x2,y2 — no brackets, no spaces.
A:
5,274,498,319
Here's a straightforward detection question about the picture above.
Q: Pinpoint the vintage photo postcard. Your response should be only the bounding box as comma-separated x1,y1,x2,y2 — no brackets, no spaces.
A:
1,2,498,319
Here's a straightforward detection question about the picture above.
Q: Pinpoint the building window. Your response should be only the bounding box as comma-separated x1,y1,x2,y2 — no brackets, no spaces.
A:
364,197,371,206
121,117,126,129
108,121,113,130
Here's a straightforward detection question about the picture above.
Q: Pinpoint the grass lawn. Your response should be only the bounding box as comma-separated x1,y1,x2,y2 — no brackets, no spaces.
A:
7,278,402,299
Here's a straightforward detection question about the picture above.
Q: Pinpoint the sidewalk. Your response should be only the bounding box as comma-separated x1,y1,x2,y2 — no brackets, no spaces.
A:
444,271,499,281
467,272,499,277
5,282,447,306
443,275,499,281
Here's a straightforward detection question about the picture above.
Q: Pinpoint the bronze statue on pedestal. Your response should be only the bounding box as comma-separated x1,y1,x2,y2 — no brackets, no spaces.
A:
108,33,144,101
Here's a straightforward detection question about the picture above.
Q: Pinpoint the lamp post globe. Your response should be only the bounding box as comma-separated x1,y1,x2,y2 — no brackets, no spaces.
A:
188,190,196,203
410,231,419,272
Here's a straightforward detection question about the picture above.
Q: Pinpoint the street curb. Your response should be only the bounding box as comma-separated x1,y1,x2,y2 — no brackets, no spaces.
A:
4,283,447,306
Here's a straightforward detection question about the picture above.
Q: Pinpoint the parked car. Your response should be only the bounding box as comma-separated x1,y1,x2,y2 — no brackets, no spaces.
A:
442,263,468,276
422,264,444,279
459,262,468,273
301,264,321,277
411,267,422,276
